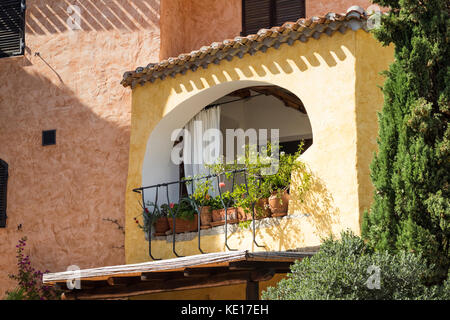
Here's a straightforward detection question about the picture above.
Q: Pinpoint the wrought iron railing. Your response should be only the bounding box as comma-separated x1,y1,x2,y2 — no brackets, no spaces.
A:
132,168,266,260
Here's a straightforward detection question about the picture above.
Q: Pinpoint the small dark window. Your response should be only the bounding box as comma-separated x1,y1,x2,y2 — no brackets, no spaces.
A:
0,159,8,228
42,130,56,146
0,0,26,58
242,0,305,36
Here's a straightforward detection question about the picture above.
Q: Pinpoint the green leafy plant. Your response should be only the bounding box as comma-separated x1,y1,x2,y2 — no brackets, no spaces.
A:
262,231,449,300
216,191,235,209
164,198,197,221
209,195,223,210
260,142,311,201
189,178,213,207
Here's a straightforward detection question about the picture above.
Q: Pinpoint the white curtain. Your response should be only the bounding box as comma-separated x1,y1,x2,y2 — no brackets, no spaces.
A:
183,106,221,196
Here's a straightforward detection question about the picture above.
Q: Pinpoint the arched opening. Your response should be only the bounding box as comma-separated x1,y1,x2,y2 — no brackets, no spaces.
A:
141,82,312,204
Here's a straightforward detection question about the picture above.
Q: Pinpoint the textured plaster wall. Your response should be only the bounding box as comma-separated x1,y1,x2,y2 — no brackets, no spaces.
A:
354,31,395,226
305,0,374,17
0,0,160,296
160,0,242,60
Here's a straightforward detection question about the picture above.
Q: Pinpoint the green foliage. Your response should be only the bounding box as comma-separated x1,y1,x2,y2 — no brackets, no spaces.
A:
207,142,311,218
4,287,26,300
260,142,310,195
362,0,450,283
262,231,449,300
186,177,213,207
163,198,197,221
216,191,235,209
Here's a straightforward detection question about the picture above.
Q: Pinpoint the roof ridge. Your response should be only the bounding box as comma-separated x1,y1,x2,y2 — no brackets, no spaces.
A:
122,6,369,88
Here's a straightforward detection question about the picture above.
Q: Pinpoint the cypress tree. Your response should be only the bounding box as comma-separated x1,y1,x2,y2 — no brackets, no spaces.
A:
362,0,449,282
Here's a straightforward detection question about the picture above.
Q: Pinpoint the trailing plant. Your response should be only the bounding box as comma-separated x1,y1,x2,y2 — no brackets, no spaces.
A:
260,142,311,201
5,237,60,300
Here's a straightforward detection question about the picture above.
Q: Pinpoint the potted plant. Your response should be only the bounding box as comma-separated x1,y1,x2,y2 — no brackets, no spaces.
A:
262,143,311,217
210,191,238,226
164,199,198,233
232,180,271,221
190,178,213,228
137,201,169,236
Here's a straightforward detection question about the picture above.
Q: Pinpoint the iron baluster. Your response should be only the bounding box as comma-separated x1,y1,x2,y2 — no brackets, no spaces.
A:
243,171,266,248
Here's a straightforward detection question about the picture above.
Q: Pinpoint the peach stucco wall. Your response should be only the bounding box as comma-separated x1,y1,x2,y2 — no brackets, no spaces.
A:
0,0,160,296
160,0,376,60
160,0,242,60
305,0,373,17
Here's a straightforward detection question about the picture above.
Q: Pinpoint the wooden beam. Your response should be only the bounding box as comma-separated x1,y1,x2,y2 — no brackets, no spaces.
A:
227,88,252,98
228,261,293,271
107,277,142,286
141,271,185,281
250,86,307,114
62,269,275,300
183,267,229,278
246,280,259,300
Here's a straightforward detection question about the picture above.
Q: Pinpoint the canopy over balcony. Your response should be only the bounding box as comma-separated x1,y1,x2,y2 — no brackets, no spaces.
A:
43,249,317,300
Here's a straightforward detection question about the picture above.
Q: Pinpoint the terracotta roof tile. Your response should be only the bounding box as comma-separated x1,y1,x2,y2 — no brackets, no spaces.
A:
122,6,371,88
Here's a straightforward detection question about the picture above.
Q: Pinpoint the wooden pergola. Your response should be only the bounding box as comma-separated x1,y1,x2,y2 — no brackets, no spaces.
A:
43,250,316,300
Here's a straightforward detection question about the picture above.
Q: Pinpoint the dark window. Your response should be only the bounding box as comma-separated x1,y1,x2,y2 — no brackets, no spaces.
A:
280,138,312,155
0,159,8,228
0,0,26,58
42,130,56,146
242,0,305,36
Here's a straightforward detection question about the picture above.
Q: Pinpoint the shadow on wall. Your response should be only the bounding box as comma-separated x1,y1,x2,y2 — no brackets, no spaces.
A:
26,0,160,35
0,57,129,296
170,40,348,95
289,169,341,240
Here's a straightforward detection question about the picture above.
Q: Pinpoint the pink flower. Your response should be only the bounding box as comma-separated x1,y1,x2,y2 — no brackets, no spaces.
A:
169,203,175,209
219,182,226,188
144,208,150,213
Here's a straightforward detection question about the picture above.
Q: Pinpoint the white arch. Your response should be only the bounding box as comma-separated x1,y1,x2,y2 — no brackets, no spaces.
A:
141,80,311,203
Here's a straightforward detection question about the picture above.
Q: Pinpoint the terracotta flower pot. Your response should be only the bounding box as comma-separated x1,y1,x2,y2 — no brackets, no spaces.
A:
167,214,198,233
212,207,238,222
154,216,169,234
254,198,271,219
268,190,290,216
237,207,252,221
199,206,212,226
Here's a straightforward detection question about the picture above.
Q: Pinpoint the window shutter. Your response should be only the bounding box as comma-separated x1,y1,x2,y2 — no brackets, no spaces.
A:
0,0,26,58
274,0,305,26
0,160,8,228
242,0,305,36
242,0,272,36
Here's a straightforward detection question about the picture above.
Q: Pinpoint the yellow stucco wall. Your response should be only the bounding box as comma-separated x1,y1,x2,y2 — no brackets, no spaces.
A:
124,29,394,299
